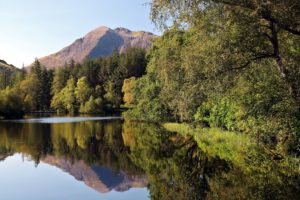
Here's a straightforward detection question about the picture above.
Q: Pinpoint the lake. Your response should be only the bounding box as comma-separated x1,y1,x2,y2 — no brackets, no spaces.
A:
0,116,299,200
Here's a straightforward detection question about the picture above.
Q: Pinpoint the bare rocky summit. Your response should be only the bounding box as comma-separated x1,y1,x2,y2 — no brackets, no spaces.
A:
37,26,155,68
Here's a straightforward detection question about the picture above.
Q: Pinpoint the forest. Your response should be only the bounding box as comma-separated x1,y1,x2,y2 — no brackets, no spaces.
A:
0,0,299,156
0,47,147,116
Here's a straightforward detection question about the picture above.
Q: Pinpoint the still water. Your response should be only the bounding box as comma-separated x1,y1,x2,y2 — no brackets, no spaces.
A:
0,116,299,200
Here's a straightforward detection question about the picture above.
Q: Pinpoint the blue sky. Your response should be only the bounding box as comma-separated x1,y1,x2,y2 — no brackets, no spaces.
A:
0,0,159,67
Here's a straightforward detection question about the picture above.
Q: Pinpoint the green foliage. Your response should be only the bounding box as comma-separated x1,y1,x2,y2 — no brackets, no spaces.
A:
20,73,42,111
51,91,65,113
0,87,24,118
0,60,23,90
163,123,253,165
194,97,238,130
123,74,169,122
150,0,300,106
40,67,53,110
60,77,77,114
51,76,78,114
48,47,147,114
122,77,136,107
75,76,92,104
19,59,53,111
122,1,300,155
79,96,104,114
51,67,69,95
0,48,147,116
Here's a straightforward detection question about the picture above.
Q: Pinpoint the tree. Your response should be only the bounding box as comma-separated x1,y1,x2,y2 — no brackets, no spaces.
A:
40,68,53,110
119,47,147,78
20,73,42,111
103,79,124,109
12,68,26,86
122,77,137,107
51,91,65,113
60,77,77,113
123,71,170,122
51,67,69,95
75,76,92,106
0,70,11,89
150,0,300,109
31,59,42,77
79,96,104,113
24,59,53,111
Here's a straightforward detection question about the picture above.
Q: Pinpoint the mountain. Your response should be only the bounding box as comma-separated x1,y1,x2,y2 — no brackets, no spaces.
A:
37,26,156,68
42,156,147,193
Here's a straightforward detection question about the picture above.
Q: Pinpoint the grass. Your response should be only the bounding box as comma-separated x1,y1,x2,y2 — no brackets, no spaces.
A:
163,123,254,166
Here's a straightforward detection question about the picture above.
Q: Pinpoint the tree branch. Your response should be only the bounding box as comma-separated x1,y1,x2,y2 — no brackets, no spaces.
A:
202,53,276,81
218,1,300,36
261,11,300,36
223,53,275,72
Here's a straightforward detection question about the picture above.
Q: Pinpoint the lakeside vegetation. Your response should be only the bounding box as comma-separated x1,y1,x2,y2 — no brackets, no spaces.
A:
123,0,300,156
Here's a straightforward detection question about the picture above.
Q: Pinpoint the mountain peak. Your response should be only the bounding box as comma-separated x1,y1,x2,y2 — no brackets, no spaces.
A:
86,26,111,36
36,26,155,68
114,27,132,34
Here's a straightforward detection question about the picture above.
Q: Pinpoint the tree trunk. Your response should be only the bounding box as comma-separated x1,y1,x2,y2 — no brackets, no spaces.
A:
269,21,300,109
275,57,300,109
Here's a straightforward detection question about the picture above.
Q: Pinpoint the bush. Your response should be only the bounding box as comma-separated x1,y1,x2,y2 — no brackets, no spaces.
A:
194,97,238,131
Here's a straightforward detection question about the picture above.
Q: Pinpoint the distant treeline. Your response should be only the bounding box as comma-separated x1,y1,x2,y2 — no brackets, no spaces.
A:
0,47,147,117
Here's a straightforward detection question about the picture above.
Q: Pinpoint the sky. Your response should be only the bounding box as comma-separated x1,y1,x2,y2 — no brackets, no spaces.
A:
0,0,159,68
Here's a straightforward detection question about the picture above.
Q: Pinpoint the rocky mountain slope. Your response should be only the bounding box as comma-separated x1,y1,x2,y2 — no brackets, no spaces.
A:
37,26,155,68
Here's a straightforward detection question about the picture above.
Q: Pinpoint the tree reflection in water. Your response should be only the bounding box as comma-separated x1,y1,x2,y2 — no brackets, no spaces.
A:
122,121,300,200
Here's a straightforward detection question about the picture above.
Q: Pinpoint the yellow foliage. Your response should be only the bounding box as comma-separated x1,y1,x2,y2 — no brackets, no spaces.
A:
122,77,136,107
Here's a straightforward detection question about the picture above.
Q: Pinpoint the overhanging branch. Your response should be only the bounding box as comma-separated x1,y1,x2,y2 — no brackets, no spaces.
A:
201,53,276,81
222,53,275,72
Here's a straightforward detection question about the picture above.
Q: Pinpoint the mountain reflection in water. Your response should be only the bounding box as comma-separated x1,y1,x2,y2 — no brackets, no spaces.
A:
43,156,147,193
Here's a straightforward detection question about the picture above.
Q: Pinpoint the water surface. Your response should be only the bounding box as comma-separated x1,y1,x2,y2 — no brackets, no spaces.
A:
0,116,299,200
0,117,148,200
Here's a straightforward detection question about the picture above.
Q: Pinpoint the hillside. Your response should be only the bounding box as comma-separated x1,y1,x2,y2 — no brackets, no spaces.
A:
0,59,18,72
37,26,155,68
